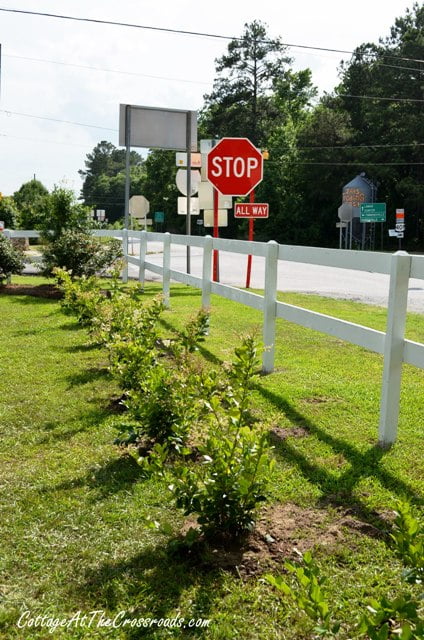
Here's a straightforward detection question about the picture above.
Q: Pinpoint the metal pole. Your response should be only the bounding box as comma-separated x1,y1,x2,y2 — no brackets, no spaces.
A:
186,111,192,274
213,187,219,282
245,190,255,288
123,105,131,282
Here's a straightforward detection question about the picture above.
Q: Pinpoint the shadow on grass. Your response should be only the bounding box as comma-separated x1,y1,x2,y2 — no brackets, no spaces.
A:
40,451,144,502
181,341,423,530
259,384,424,515
77,543,219,639
62,342,101,353
37,402,113,445
2,293,57,305
66,366,111,387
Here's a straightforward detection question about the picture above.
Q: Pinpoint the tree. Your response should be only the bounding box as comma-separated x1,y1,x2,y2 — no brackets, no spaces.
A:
13,179,50,229
141,150,183,233
200,21,292,148
0,234,24,283
0,196,19,229
334,2,424,249
41,186,91,240
79,141,145,222
200,21,316,240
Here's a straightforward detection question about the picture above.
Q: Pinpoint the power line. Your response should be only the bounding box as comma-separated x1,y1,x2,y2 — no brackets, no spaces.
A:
340,94,424,103
282,161,424,166
5,52,421,85
294,142,424,151
0,7,423,64
0,109,117,131
4,53,211,86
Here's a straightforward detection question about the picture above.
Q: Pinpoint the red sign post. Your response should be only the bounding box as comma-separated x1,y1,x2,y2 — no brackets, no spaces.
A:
207,138,264,283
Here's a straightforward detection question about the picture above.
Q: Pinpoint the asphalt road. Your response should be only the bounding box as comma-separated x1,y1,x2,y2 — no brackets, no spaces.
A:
128,241,424,314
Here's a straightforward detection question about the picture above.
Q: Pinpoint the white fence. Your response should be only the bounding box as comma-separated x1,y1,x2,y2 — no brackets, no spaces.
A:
6,228,424,447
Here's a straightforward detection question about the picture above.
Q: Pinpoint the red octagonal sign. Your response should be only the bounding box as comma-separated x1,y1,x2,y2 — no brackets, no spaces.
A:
207,137,263,196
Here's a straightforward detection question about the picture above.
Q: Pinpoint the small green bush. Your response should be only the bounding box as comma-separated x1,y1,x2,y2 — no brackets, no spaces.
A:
53,267,106,327
42,229,123,278
0,234,24,284
170,335,274,539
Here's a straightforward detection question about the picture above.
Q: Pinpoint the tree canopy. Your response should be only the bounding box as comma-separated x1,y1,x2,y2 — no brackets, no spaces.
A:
77,5,423,249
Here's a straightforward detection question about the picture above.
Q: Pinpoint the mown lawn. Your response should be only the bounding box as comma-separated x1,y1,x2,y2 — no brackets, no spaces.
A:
0,276,423,639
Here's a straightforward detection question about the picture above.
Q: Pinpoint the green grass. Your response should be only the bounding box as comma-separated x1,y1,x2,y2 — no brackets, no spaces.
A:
0,276,423,639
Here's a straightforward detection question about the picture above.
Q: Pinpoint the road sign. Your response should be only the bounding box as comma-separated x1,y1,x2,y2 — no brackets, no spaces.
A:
338,203,354,222
177,197,200,215
203,210,228,227
154,211,165,223
198,182,232,209
129,195,150,218
234,203,269,218
175,168,201,196
175,152,202,167
207,137,263,196
360,203,386,222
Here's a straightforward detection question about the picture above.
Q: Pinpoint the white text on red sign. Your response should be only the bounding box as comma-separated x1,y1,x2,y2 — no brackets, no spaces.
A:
210,156,260,178
234,203,269,218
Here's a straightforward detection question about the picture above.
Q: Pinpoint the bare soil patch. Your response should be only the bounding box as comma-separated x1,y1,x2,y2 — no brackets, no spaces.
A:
0,283,62,299
177,502,388,579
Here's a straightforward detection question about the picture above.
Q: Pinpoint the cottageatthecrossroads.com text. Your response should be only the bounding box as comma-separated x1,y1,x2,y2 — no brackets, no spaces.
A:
17,609,211,633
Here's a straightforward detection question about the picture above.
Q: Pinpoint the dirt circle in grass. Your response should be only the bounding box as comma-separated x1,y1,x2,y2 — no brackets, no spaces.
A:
0,283,62,299
178,502,388,579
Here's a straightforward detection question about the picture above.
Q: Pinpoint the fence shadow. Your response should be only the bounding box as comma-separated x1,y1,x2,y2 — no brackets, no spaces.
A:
257,384,424,518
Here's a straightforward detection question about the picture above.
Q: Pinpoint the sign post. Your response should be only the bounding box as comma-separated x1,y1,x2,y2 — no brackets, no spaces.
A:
396,209,405,249
119,104,197,278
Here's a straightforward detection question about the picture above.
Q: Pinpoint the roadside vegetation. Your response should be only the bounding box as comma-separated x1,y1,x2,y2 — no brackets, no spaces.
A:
0,275,423,639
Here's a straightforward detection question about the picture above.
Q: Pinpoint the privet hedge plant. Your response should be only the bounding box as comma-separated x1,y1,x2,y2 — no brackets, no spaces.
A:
43,229,123,278
170,335,274,539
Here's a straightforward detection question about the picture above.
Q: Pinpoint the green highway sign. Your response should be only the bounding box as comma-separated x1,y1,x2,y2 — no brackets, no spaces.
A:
154,211,165,223
360,202,386,222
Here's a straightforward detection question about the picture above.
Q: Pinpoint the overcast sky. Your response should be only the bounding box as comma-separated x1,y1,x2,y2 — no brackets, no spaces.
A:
0,0,416,198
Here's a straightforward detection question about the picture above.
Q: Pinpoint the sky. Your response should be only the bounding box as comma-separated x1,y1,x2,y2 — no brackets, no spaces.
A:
0,0,417,198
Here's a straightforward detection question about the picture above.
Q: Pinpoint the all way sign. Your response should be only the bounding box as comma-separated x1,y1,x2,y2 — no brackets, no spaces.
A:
234,203,269,218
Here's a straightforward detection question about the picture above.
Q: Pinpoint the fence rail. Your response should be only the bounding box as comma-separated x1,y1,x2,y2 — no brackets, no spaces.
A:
5,228,424,447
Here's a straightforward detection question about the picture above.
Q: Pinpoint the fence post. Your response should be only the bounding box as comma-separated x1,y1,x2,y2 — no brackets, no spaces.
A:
378,251,411,447
262,240,279,374
163,233,171,308
202,235,213,310
122,228,128,283
139,230,147,288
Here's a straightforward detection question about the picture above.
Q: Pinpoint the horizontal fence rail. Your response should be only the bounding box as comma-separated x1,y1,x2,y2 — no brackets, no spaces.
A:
5,228,424,447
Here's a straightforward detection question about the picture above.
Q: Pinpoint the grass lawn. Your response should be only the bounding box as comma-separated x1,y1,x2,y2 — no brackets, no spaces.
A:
0,275,423,639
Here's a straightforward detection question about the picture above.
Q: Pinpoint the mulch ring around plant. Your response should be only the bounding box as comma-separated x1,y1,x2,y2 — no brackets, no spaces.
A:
176,502,390,579
0,283,63,299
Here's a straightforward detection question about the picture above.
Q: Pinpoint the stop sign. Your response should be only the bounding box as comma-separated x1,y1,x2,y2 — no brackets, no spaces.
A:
207,137,263,196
